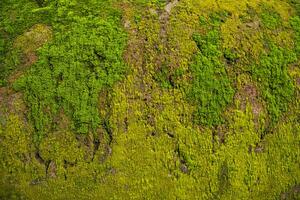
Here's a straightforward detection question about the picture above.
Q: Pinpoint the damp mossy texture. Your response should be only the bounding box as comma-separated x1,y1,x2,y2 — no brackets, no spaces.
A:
1,0,300,199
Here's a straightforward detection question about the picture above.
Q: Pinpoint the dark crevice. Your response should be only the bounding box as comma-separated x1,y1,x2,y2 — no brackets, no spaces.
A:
166,131,175,138
35,151,45,165
174,144,189,175
34,0,45,7
103,119,113,145
254,142,265,153
101,90,113,145
35,151,53,178
91,138,100,161
94,50,106,61
124,117,128,132
212,128,217,154
150,131,156,137
44,160,51,177
63,159,76,168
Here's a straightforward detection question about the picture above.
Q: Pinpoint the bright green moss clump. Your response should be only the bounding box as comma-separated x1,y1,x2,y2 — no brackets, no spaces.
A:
13,1,127,141
252,44,296,123
189,15,234,126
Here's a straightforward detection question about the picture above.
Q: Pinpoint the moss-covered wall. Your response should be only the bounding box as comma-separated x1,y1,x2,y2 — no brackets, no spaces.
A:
0,0,300,199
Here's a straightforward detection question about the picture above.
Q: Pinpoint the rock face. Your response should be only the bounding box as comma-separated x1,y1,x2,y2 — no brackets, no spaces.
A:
14,24,52,54
5,24,52,85
180,163,189,174
165,0,178,14
47,161,57,178
13,24,52,68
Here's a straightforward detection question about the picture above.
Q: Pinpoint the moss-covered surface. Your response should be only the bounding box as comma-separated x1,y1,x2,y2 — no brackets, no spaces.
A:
1,0,300,199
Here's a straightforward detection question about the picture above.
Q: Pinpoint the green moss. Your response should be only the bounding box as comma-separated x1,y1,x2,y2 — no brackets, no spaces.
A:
252,43,296,123
189,19,234,127
13,1,127,141
289,0,300,16
291,16,300,56
0,0,51,86
260,6,282,30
